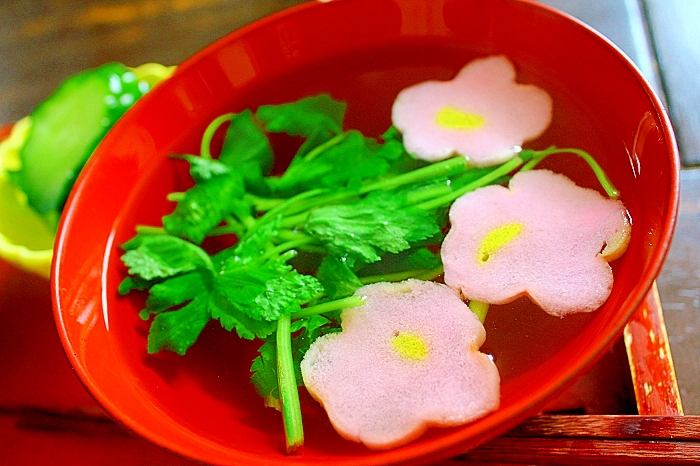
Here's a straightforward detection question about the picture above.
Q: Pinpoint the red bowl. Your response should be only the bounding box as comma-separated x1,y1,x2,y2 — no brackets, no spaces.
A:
52,0,680,464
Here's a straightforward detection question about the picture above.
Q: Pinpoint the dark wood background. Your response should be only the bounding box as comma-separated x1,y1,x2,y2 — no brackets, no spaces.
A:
0,0,698,452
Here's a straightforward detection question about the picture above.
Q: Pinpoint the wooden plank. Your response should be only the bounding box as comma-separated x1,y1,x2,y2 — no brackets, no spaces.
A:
624,283,683,415
643,0,700,166
460,436,700,464
455,415,700,464
508,415,700,440
656,167,700,414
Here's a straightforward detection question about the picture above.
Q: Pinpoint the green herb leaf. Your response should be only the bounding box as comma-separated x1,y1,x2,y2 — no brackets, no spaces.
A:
255,270,325,319
118,275,158,295
217,256,322,322
121,234,213,280
290,126,335,167
291,315,334,383
250,314,334,402
256,94,346,137
177,154,230,182
305,190,441,266
142,271,208,318
356,247,442,278
208,223,324,339
250,338,278,401
146,294,211,355
317,255,363,299
162,162,248,244
382,125,402,142
208,289,277,340
214,218,280,266
218,109,273,194
267,131,393,196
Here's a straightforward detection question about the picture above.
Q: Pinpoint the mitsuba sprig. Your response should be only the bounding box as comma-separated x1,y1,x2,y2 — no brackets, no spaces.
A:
118,94,616,451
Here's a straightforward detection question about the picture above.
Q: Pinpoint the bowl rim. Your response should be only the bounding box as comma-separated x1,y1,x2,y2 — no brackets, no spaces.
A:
52,0,681,464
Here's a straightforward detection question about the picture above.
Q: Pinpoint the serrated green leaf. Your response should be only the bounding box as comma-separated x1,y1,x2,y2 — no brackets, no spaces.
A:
250,314,334,401
317,255,362,299
146,294,211,355
118,275,158,295
208,288,276,340
218,109,273,195
305,190,441,266
250,338,278,400
210,229,323,338
141,271,209,318
162,168,247,244
254,272,324,319
216,217,280,265
177,154,231,182
256,94,346,137
267,131,393,197
121,234,213,280
355,247,442,278
217,255,322,322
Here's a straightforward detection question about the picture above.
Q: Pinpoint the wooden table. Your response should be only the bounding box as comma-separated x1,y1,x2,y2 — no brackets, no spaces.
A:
1,0,699,463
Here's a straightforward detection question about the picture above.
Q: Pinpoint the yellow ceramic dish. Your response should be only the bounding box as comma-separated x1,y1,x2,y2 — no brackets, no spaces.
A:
0,63,175,279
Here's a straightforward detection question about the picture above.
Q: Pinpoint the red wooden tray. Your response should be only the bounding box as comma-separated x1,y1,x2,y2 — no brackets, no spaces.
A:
0,121,692,463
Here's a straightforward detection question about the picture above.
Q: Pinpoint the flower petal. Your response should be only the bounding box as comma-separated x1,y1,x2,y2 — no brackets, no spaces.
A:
392,55,552,166
441,170,630,316
300,280,500,449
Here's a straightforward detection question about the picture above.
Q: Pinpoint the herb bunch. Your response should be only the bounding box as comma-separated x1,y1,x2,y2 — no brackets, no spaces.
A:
118,94,614,451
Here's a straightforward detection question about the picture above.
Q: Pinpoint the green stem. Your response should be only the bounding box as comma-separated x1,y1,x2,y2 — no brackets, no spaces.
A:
200,113,234,159
278,156,470,229
359,155,469,194
302,132,348,162
261,189,327,223
292,295,366,319
234,214,256,231
276,229,311,242
405,182,453,205
166,192,185,202
518,152,547,172
276,315,304,452
416,155,525,211
260,237,316,261
135,225,167,235
274,232,326,253
415,265,444,281
469,300,490,323
207,222,245,238
281,188,360,218
520,147,620,199
280,210,311,230
242,189,328,241
246,194,286,212
359,265,444,285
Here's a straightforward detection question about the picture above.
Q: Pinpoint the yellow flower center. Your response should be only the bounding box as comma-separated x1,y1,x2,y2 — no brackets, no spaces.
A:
392,332,429,361
477,223,523,264
435,106,485,130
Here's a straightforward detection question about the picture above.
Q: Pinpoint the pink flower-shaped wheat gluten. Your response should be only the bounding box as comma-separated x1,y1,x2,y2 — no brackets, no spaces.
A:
442,169,630,316
300,280,500,449
392,55,553,166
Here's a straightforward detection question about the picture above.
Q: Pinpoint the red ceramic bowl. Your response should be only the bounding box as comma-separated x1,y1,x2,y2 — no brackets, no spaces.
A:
52,0,680,464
